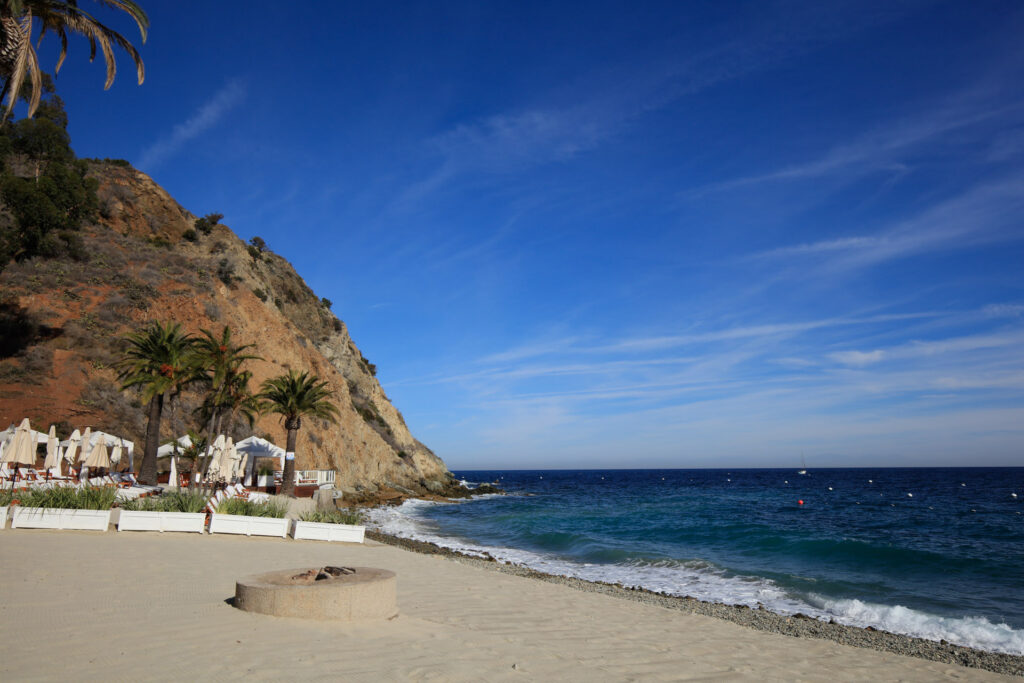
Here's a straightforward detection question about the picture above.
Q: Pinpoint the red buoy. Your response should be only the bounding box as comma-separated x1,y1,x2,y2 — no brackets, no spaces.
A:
798,500,804,505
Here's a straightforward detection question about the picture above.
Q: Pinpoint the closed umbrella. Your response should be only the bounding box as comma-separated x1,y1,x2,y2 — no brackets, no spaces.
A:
3,419,37,480
83,440,110,469
205,434,225,480
234,453,248,482
43,425,63,476
77,428,92,463
77,427,93,480
63,428,81,464
216,437,236,480
167,454,179,490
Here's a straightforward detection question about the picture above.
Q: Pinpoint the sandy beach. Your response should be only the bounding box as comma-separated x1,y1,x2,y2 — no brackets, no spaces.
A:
0,529,1015,682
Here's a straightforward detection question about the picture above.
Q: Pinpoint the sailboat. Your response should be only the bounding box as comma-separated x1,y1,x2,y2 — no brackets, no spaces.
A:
797,453,808,475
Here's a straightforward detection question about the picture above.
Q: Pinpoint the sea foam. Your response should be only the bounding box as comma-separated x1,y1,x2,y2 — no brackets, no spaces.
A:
367,498,1024,655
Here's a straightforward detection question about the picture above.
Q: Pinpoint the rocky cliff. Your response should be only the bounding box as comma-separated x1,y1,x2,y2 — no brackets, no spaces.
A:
0,161,459,497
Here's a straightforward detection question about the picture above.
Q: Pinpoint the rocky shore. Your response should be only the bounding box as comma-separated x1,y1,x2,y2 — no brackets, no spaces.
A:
366,529,1024,678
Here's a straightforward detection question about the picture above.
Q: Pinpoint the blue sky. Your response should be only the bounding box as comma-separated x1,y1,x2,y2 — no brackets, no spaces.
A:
42,1,1024,468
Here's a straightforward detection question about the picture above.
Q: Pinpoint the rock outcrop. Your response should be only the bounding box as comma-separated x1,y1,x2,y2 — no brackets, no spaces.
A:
0,161,458,494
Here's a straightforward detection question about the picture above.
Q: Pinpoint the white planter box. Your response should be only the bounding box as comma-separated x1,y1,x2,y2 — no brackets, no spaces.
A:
291,520,365,543
12,507,112,531
117,510,206,533
0,506,7,529
209,513,288,537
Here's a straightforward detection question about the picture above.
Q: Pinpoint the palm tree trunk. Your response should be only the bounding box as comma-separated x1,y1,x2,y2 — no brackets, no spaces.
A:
280,427,298,497
138,393,164,485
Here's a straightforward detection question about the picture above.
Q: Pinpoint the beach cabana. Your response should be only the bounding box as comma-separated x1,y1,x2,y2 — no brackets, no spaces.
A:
235,436,286,486
157,434,193,458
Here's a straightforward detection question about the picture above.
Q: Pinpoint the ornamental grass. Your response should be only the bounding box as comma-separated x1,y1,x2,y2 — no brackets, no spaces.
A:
298,508,363,525
216,497,287,518
121,489,209,513
16,486,118,510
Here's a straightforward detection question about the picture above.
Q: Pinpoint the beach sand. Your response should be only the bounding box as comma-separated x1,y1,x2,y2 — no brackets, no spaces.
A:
0,530,1013,681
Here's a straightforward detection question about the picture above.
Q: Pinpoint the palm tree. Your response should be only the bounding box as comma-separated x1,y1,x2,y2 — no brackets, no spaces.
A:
258,370,339,497
116,321,197,485
0,0,148,120
191,326,260,480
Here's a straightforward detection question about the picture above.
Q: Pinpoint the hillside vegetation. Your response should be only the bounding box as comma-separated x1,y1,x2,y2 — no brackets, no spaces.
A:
0,94,460,498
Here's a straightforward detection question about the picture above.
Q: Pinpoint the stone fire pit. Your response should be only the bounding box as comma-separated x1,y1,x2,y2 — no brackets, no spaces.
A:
234,566,397,620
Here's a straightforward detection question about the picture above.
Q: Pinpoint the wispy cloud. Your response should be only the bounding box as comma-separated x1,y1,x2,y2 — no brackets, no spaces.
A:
397,2,919,210
139,79,247,169
687,89,1024,198
745,175,1024,275
830,330,1024,367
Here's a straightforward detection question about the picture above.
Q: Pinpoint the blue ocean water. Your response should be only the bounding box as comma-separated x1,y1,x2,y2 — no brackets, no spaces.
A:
367,468,1024,654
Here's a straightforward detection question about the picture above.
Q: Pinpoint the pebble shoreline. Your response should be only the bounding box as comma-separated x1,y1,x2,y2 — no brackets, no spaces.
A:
366,530,1024,678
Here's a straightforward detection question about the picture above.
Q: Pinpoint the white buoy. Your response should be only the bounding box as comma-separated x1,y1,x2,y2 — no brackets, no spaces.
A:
907,493,913,498
1012,493,1018,498
784,480,788,484
961,483,966,487
828,487,833,491
868,480,873,483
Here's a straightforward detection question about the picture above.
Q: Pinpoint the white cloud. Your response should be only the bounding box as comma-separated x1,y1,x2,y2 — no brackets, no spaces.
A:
139,79,247,169
830,350,885,366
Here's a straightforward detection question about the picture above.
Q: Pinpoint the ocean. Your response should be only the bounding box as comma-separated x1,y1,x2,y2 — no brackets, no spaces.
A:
366,467,1024,655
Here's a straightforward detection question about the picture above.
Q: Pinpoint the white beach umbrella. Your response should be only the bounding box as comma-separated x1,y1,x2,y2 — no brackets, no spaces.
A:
234,452,248,482
63,428,81,464
77,427,92,463
43,425,63,475
2,418,37,468
83,439,110,469
166,454,179,490
205,434,226,479
216,437,236,479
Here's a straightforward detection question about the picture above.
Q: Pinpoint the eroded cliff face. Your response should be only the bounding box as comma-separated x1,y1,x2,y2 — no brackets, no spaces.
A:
0,162,456,494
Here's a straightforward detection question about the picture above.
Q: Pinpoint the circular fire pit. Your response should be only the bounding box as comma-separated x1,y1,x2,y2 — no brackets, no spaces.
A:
234,566,397,620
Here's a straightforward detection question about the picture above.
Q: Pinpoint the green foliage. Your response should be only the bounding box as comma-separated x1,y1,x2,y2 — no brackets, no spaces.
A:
216,258,237,287
121,489,208,513
182,228,198,242
299,508,363,525
85,158,132,167
360,353,377,377
246,244,261,262
0,95,99,270
249,236,266,253
16,485,118,510
216,497,287,518
116,321,200,404
0,2,149,121
0,489,14,506
320,297,332,309
259,369,340,428
252,287,267,302
194,212,223,235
